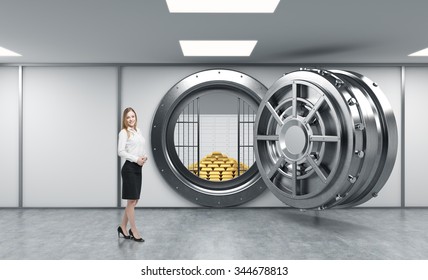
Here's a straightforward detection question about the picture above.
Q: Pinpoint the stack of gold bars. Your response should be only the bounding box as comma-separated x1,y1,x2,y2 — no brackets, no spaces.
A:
188,152,249,181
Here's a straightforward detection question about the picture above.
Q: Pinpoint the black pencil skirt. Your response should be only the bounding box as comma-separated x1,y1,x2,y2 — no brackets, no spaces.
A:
121,160,142,200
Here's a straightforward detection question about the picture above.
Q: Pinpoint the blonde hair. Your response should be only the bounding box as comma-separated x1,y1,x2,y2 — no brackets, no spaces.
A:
122,107,138,138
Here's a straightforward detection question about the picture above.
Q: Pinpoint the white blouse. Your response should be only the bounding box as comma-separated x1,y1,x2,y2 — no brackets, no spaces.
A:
118,127,146,163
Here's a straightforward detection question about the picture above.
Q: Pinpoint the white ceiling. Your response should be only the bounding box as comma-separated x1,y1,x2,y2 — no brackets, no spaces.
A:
1,0,428,64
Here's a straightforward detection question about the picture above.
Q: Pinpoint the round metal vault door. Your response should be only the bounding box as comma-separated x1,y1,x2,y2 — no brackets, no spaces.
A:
151,69,267,207
254,68,398,209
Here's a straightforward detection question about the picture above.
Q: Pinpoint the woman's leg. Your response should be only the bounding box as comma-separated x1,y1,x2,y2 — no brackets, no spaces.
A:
125,199,142,238
120,210,128,233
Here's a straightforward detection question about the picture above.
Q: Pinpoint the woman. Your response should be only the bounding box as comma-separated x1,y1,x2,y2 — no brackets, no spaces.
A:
117,107,147,242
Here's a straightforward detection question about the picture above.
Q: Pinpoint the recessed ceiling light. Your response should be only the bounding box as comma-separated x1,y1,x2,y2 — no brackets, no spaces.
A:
409,47,428,56
179,40,257,56
167,0,280,13
0,46,22,57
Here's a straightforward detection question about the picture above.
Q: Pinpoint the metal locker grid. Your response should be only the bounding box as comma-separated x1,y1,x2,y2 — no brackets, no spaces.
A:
175,98,200,177
238,98,256,177
174,96,256,182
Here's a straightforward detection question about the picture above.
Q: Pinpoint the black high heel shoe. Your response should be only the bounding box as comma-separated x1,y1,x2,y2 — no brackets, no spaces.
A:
117,226,131,239
129,229,144,242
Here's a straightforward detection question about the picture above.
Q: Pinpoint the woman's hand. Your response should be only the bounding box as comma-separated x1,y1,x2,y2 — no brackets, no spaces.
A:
137,157,145,166
137,156,148,166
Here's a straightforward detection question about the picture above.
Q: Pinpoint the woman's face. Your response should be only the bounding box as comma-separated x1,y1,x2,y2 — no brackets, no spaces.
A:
126,111,136,128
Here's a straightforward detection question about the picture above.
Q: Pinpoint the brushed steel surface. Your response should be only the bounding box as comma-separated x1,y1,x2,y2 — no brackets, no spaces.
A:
151,69,267,207
254,68,398,209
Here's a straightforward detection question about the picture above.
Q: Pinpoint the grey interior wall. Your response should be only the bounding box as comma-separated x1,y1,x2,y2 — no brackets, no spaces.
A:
22,67,118,207
0,67,19,207
405,67,428,207
121,65,401,207
121,66,286,207
121,66,198,207
121,66,299,207
0,64,405,208
198,89,243,114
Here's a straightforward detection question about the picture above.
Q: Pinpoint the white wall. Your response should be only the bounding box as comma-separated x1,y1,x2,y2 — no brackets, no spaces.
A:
121,66,291,207
121,65,402,207
0,65,408,207
22,67,117,207
121,66,199,207
0,67,19,207
405,67,428,207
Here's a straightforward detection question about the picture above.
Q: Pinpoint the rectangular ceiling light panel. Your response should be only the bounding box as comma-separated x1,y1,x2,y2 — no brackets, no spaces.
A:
167,0,280,13
409,47,428,56
0,46,22,56
179,40,257,56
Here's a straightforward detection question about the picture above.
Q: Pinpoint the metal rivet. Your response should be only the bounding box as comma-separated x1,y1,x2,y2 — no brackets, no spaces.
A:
153,148,156,151
355,123,365,130
196,75,198,78
161,104,164,107
348,98,357,106
218,71,221,74
373,82,378,87
335,80,344,88
161,169,164,172
176,86,179,89
311,152,319,160
153,125,156,128
355,150,365,158
348,175,357,183
372,192,378,197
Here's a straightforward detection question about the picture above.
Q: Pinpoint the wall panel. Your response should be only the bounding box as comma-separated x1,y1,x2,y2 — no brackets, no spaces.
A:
23,67,117,207
0,64,404,208
122,65,401,207
405,67,428,206
0,67,19,207
121,66,198,207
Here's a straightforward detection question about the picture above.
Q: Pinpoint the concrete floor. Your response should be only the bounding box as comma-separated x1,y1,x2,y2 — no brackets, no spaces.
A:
0,208,427,260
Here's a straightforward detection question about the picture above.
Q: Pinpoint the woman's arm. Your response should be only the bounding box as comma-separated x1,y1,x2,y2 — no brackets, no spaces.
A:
118,129,139,163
